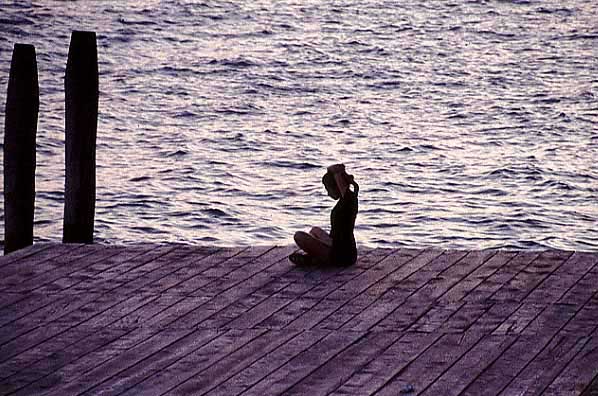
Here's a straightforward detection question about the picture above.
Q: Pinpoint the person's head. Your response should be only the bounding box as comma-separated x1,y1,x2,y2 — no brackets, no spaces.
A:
322,171,341,200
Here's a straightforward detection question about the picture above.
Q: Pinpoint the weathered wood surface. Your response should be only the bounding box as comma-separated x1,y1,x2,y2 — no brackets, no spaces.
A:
0,243,596,395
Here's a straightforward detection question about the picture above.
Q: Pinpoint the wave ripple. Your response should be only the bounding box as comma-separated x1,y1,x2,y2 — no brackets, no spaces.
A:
0,0,596,251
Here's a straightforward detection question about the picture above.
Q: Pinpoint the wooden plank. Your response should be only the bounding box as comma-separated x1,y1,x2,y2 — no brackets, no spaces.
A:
214,249,385,330
0,248,164,326
196,246,295,293
0,244,85,290
407,301,464,333
558,270,598,306
374,330,487,396
135,246,252,294
464,251,540,302
542,328,598,396
473,301,524,334
525,252,598,304
32,245,160,294
0,292,30,311
373,298,435,332
162,247,296,329
271,249,368,298
1,261,186,352
163,329,302,395
439,250,517,303
60,293,162,329
283,331,401,395
97,245,212,296
360,248,445,299
84,244,182,274
303,249,420,330
208,329,331,396
0,292,63,329
75,328,223,396
13,327,162,396
0,243,53,268
0,325,95,381
192,246,351,329
0,327,133,394
491,250,573,303
254,297,321,329
425,249,499,301
371,299,520,395
167,284,287,331
440,301,492,333
0,292,102,345
0,245,594,396
426,283,523,336
135,296,212,330
498,334,590,396
236,330,365,396
2,326,130,378
418,334,516,396
34,327,197,395
340,250,465,332
553,251,597,275
118,246,240,296
184,245,294,297
45,244,194,298
492,302,545,335
561,296,598,337
117,329,266,396
330,332,441,395
38,244,163,295
108,294,202,330
7,244,125,293
197,291,284,330
0,292,156,364
285,298,353,331
374,249,497,331
134,247,251,293
294,248,396,301
581,376,598,396
222,296,295,330
459,302,582,396
199,246,274,279
312,293,376,331
522,303,580,336
330,248,421,298
62,244,178,294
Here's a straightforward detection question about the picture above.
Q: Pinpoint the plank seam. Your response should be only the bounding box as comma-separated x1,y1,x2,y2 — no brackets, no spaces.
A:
487,291,598,395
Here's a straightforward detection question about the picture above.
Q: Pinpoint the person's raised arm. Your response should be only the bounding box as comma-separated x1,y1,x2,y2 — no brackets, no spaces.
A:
351,180,359,195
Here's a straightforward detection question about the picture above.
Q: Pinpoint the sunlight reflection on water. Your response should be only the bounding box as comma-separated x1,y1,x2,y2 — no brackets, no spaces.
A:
0,1,597,250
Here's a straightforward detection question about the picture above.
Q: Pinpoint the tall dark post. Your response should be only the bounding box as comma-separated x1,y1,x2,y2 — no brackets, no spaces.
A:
63,31,98,243
3,44,39,254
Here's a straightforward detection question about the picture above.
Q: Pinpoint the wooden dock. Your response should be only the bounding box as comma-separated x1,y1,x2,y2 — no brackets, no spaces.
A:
0,243,596,395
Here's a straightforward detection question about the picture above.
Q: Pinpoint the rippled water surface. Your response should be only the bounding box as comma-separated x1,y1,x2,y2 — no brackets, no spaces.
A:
1,1,597,250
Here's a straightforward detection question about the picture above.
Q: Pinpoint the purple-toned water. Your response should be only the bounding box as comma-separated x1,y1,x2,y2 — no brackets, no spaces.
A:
1,1,597,250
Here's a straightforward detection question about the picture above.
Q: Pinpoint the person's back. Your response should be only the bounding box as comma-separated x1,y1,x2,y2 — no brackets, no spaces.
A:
330,184,358,266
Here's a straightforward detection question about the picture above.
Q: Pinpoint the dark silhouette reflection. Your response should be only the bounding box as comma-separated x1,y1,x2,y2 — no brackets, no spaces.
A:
290,164,359,267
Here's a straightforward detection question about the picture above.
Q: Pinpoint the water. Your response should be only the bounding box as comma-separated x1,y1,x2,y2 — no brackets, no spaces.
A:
1,1,597,251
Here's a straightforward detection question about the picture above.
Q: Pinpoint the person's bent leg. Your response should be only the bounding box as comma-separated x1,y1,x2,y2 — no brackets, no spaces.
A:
294,231,330,265
309,227,332,247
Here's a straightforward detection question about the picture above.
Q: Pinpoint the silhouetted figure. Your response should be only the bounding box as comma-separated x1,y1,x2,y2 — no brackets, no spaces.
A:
290,164,359,267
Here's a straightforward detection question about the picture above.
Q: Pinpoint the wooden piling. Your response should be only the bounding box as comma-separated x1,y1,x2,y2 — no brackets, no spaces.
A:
3,44,39,254
63,31,98,243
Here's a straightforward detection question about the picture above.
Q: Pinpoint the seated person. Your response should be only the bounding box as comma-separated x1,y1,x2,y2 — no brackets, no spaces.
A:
290,164,359,267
